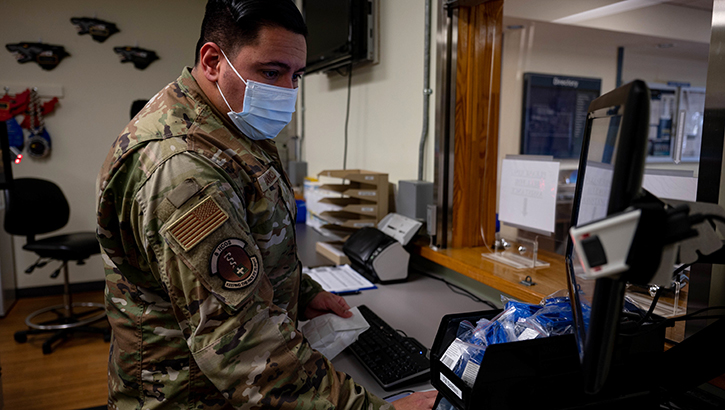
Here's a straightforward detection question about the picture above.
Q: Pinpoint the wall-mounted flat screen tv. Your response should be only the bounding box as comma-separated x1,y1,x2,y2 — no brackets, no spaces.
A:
304,0,377,74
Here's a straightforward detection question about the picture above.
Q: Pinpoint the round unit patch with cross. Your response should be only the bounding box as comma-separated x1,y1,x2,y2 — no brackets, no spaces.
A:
210,239,259,290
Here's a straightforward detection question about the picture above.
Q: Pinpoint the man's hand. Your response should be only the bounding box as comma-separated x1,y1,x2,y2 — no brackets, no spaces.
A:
392,391,438,410
304,291,352,319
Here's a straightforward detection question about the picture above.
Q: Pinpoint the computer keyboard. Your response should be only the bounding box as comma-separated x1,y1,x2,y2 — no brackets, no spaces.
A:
348,305,431,391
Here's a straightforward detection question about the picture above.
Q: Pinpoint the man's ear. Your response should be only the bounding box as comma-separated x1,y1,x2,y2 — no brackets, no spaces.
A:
198,42,223,82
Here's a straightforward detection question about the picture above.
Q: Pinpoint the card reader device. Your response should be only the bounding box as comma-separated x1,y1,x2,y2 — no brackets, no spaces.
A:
342,227,409,283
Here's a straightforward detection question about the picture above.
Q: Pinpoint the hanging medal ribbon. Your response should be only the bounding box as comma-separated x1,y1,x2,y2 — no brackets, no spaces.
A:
26,88,51,159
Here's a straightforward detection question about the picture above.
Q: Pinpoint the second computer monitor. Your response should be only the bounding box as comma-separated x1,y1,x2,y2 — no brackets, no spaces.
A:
565,80,651,394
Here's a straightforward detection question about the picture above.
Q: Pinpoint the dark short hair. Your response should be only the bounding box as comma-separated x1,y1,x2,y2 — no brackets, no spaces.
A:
194,0,307,65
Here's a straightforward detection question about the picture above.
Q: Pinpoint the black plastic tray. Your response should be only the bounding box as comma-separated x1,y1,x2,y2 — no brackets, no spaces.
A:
430,309,666,410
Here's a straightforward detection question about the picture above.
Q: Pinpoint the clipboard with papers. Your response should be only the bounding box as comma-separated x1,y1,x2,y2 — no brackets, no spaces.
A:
302,264,378,294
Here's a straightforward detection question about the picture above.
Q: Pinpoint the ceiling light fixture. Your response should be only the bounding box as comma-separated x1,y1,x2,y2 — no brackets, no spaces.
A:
553,0,665,25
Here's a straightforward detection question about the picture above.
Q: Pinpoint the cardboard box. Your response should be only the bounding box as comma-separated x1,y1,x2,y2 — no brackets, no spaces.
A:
315,241,350,265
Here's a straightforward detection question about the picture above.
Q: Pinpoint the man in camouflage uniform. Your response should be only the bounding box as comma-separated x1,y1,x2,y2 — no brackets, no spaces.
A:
96,0,435,409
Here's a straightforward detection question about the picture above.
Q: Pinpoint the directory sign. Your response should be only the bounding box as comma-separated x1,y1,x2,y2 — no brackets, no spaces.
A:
521,73,601,159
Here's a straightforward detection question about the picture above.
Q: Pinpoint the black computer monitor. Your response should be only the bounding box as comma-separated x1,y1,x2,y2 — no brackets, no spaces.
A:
565,80,651,394
0,121,14,189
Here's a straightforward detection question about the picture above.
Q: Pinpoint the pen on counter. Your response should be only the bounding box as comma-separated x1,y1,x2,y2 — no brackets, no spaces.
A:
335,290,361,296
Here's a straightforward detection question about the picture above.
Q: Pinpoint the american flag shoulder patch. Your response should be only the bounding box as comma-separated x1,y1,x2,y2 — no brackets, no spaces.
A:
168,196,228,251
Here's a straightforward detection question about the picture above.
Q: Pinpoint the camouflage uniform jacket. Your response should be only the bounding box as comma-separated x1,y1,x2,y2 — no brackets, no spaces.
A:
97,68,391,410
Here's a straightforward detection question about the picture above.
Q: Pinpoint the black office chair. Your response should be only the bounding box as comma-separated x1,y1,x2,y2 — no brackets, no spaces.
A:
6,178,108,354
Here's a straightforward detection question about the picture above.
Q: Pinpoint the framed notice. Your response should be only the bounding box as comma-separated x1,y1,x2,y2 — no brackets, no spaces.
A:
521,73,602,159
499,157,560,234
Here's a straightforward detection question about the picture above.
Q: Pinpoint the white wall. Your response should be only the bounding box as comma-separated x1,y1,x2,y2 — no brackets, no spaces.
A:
302,0,436,186
0,0,205,289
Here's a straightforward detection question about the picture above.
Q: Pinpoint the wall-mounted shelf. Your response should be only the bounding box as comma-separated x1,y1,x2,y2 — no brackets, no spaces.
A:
316,169,389,228
313,169,389,264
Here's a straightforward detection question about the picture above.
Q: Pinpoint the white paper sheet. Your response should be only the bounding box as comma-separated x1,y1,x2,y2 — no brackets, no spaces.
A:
302,265,377,294
577,162,614,225
499,158,560,233
299,306,370,360
378,213,423,245
643,173,698,201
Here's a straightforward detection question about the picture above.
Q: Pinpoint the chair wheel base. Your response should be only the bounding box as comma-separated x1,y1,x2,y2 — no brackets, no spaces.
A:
14,325,110,354
25,302,106,331
14,331,28,343
15,302,109,354
42,343,53,355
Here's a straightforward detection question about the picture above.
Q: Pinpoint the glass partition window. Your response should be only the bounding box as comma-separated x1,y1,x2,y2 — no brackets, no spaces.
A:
496,3,710,344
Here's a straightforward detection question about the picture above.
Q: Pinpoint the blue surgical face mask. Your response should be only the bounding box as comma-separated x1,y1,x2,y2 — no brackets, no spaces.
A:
215,49,298,140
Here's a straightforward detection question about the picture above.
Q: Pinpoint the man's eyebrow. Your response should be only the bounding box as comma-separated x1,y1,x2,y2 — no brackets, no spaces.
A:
257,61,305,72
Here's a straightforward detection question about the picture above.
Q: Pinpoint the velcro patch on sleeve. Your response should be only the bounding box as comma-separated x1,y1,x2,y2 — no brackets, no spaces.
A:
168,196,228,251
166,178,203,208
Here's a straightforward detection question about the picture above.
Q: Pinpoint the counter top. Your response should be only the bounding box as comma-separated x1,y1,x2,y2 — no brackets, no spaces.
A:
412,242,570,304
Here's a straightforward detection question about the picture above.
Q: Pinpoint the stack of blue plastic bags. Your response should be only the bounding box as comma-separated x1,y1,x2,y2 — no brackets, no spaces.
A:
440,291,592,387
